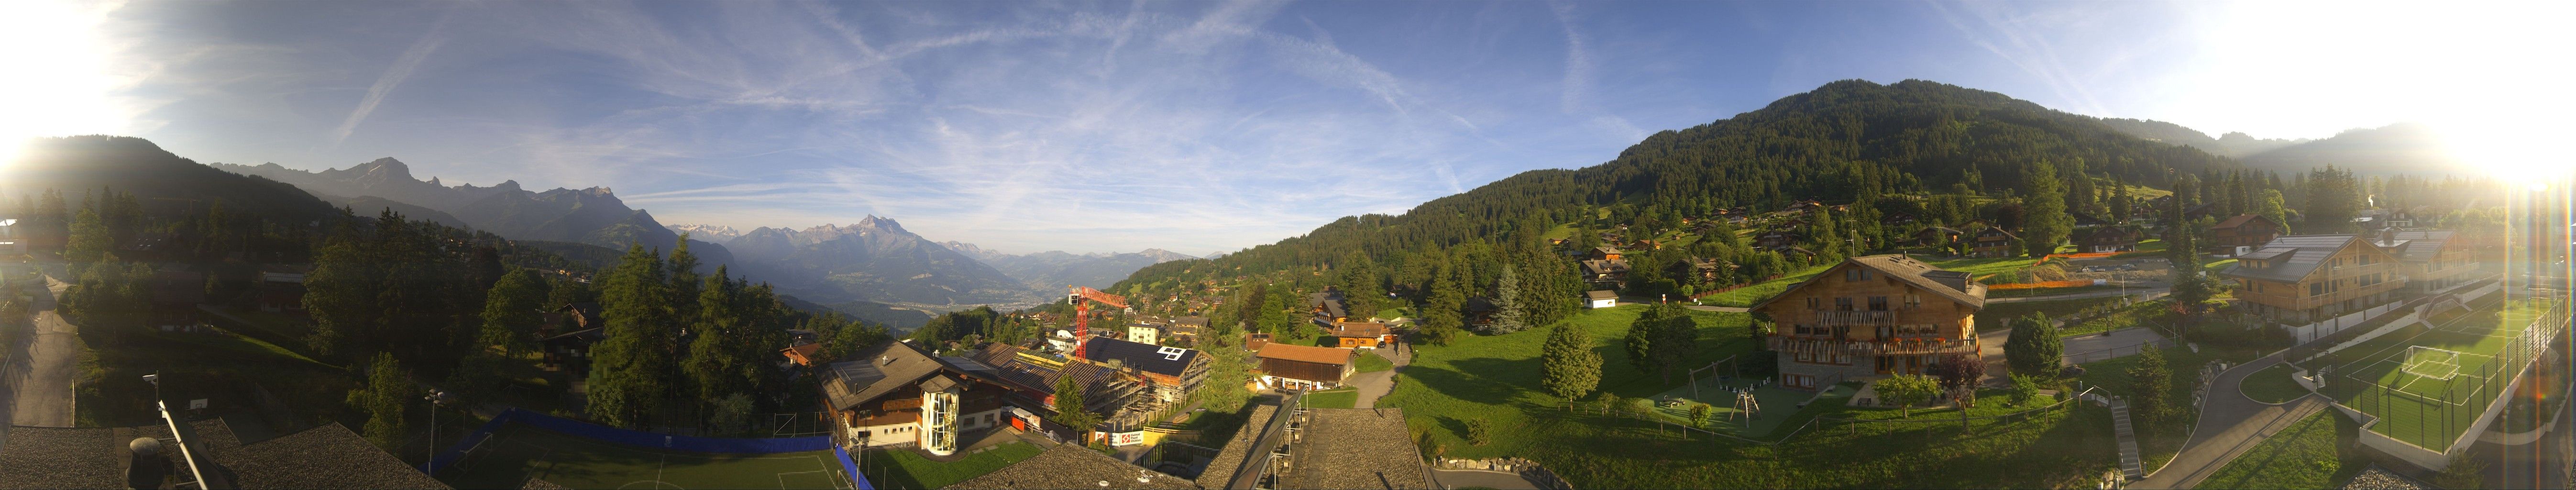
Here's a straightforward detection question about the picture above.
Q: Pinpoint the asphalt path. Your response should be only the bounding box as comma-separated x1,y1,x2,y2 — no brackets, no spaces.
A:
2130,353,2325,490
2,271,80,454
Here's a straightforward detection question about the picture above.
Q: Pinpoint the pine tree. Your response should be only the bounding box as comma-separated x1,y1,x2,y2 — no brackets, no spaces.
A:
352,352,413,449
1487,265,1529,334
2022,162,2072,257
1540,323,1601,406
2127,346,2172,427
1052,375,1100,436
588,243,672,427
1421,262,1467,345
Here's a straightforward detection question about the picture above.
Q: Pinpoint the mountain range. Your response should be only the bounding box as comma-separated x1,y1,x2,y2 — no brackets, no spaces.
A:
940,241,1197,291
2098,121,2474,178
211,158,739,271
2096,118,2312,158
703,217,1038,307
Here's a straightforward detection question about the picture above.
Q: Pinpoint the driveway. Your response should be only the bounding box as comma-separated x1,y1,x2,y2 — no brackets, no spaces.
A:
2130,354,2326,489
1347,343,1412,409
5,273,79,429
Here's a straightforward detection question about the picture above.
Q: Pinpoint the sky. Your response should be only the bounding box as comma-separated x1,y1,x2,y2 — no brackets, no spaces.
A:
1,1,2566,255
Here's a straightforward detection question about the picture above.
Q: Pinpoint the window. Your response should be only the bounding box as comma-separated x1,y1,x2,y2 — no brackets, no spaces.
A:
1868,296,1889,311
2311,282,2325,296
1794,324,1813,336
1832,325,1850,340
1904,292,1921,308
1846,268,1862,281
1876,326,1893,339
1806,297,1822,310
1835,297,1854,311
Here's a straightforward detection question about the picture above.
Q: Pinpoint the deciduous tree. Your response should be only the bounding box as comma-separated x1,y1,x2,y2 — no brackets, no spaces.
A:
1876,374,1941,418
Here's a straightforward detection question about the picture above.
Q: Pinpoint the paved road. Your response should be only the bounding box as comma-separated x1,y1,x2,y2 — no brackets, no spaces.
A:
2484,373,2573,490
1683,305,1750,313
1346,343,1413,409
1429,469,1544,490
5,273,78,429
2131,353,2326,490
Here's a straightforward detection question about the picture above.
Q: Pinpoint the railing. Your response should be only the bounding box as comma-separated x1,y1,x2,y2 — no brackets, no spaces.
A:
1816,310,1893,325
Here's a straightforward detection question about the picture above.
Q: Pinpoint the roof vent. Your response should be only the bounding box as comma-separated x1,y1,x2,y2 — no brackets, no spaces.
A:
880,356,894,366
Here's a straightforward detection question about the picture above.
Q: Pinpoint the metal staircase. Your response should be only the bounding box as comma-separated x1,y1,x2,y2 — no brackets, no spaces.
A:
2110,398,2143,480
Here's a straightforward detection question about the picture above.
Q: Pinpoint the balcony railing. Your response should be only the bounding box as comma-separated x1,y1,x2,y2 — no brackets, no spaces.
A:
1814,310,1893,325
1768,336,1974,355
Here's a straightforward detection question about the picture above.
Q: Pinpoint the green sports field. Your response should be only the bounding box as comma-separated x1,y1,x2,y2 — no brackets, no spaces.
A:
440,423,858,490
2314,296,2566,449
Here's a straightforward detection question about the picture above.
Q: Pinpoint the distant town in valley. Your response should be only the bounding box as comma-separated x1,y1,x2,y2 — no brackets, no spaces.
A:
0,2,2569,490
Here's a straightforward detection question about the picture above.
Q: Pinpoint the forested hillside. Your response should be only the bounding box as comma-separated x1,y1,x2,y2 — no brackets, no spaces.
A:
1111,79,2246,341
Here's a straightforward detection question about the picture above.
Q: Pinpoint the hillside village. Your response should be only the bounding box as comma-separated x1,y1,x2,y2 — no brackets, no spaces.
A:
0,79,2568,490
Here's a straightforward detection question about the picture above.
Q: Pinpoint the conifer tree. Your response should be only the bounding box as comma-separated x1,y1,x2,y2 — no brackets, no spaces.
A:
1540,323,1601,407
1487,265,1528,334
2022,162,2073,257
589,243,672,427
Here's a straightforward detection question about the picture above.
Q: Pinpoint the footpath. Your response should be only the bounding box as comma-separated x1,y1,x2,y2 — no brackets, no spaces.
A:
2129,353,2326,489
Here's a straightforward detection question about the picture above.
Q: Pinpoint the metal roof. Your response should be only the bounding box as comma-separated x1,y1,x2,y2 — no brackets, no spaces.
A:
2218,234,2366,283
1750,255,1986,311
1079,336,1201,377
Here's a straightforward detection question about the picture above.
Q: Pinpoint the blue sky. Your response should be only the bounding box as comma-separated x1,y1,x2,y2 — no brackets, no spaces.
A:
7,1,2565,255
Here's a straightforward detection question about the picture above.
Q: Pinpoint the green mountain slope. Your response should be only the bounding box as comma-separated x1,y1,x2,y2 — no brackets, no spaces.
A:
1116,79,2232,292
5,135,340,222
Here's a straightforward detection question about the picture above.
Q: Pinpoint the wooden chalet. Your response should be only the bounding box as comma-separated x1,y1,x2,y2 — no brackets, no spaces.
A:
819,340,1023,455
1914,226,1965,248
2070,226,2142,253
1968,227,2017,258
1254,344,1358,390
254,265,308,314
2209,214,2283,251
1325,322,1395,349
1751,255,1987,390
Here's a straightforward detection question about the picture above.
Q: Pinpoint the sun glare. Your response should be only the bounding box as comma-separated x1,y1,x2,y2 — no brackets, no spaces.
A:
2173,1,2574,178
0,0,132,170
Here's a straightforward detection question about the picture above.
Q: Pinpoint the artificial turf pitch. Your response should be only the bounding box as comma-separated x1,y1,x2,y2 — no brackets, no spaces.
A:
2316,297,2564,449
440,422,857,490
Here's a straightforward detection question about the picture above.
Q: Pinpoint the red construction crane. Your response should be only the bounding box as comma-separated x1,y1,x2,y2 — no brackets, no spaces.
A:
1068,286,1129,358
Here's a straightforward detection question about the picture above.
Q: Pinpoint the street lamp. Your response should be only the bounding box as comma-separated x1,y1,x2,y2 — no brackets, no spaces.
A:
422,389,449,473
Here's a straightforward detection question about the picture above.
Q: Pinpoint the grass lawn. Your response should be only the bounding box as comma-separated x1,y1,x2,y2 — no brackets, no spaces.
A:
1975,296,2126,333
1701,263,1833,307
1379,304,2122,488
2059,300,2173,337
1355,350,1395,372
75,320,354,429
442,422,859,490
2240,364,2310,404
2312,297,2563,449
1306,387,1360,409
864,441,1043,490
2196,410,2369,490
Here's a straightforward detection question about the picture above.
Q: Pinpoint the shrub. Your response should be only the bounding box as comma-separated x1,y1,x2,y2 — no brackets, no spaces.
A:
2010,374,2046,407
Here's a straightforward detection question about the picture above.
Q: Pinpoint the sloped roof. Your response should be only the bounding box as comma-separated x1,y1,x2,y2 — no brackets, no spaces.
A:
2212,213,2273,230
2378,230,2459,262
2219,234,2366,282
1585,290,1618,301
2071,226,2140,243
1080,336,1200,377
820,340,954,412
1581,259,1629,275
1750,255,1986,311
1327,322,1389,338
1256,343,1355,366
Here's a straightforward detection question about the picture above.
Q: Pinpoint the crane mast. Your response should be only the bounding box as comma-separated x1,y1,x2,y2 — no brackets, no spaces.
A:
1068,286,1129,358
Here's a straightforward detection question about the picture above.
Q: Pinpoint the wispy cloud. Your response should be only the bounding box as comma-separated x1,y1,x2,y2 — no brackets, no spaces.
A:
327,14,446,148
1924,1,2110,116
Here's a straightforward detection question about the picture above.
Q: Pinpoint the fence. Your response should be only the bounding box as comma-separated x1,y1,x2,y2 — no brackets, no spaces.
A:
2061,336,2180,365
1690,274,1788,301
2279,301,2406,344
638,411,834,438
427,408,842,474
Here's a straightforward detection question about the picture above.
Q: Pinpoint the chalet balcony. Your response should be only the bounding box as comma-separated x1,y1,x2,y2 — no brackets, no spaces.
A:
1814,310,1893,325
1766,337,1975,355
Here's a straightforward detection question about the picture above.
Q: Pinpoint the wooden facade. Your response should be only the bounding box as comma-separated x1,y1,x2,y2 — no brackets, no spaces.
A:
1751,255,1986,390
2223,235,2408,323
2209,214,2281,250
